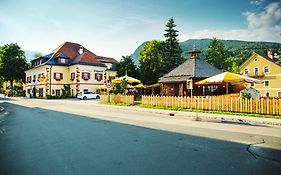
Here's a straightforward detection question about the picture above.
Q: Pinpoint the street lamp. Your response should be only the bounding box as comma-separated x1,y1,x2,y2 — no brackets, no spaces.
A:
106,64,112,102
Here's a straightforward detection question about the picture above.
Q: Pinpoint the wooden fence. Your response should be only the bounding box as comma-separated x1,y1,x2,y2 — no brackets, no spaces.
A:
142,95,281,115
100,95,134,105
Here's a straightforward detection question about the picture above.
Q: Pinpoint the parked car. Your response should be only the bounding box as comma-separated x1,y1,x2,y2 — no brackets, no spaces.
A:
77,92,100,100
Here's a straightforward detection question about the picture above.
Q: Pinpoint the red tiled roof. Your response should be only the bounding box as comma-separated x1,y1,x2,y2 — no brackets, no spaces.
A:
50,41,117,65
96,55,118,63
51,42,94,60
74,52,104,65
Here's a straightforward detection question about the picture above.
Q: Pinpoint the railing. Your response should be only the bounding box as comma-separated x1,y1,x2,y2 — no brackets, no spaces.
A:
142,95,281,115
100,94,134,105
247,72,265,77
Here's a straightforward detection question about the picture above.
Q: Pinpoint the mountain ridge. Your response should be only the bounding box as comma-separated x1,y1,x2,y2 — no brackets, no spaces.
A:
24,50,43,62
131,39,281,66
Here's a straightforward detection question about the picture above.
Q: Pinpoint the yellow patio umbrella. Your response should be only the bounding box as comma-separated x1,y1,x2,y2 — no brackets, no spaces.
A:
196,72,263,94
112,75,141,84
126,84,134,89
133,83,145,89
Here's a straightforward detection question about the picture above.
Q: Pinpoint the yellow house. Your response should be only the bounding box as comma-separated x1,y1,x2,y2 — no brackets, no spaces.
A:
25,42,117,98
239,52,281,97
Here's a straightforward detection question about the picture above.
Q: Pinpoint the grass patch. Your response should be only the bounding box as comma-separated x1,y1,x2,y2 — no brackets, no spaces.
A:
98,101,132,106
140,104,281,119
134,101,142,105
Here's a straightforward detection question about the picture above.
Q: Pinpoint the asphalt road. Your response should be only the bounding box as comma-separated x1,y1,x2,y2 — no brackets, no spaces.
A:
0,98,281,175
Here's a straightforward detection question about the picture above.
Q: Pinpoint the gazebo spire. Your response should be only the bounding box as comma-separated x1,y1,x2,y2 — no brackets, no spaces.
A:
188,44,201,59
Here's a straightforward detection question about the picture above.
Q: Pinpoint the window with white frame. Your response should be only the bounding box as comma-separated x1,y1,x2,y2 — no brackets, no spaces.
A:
71,72,75,80
60,58,66,64
54,73,63,80
264,66,269,73
254,67,259,76
27,76,31,83
244,68,249,75
264,80,269,87
95,73,103,81
82,72,90,80
278,92,281,98
55,89,61,96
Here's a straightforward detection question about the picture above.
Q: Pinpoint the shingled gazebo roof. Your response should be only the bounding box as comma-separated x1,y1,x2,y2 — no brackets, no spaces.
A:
158,54,222,83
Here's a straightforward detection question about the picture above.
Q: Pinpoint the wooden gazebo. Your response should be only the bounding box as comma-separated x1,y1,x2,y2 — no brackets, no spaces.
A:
158,48,223,96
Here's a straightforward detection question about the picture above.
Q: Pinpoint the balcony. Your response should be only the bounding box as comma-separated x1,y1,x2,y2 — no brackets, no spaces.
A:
247,72,264,77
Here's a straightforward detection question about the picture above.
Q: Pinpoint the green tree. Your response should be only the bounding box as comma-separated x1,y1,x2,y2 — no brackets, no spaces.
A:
33,53,42,59
111,79,128,95
163,17,183,72
0,43,28,89
139,40,166,84
116,55,138,78
0,76,4,89
225,57,240,73
205,38,230,70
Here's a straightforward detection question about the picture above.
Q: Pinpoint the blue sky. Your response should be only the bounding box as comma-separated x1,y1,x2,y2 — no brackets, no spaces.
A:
0,0,280,60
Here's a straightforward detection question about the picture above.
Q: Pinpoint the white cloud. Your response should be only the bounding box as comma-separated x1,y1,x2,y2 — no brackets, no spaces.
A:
250,0,264,5
180,1,281,43
245,1,281,29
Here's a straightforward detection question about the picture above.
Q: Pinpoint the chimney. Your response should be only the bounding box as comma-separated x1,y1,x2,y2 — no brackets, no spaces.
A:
78,45,84,55
267,50,273,59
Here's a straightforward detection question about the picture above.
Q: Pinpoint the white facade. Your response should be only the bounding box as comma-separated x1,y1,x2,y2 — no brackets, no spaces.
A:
25,64,116,98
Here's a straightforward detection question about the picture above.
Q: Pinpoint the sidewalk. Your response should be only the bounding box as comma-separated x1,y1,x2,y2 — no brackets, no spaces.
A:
99,104,281,127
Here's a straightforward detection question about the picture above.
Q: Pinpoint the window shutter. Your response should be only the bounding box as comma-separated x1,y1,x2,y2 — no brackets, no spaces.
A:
100,73,103,80
60,73,63,80
95,73,97,80
82,73,85,80
54,73,56,79
88,73,91,79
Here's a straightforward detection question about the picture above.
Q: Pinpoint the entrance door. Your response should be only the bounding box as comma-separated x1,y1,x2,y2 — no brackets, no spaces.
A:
39,88,43,98
174,84,179,96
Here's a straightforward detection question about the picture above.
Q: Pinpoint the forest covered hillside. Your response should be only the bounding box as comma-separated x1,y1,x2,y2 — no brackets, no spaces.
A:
132,39,281,66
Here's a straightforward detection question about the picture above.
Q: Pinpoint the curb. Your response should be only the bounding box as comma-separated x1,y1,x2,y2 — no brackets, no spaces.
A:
100,104,281,127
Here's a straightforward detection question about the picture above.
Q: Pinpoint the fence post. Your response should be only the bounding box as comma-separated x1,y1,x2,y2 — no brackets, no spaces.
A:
266,98,270,115
272,98,277,115
245,98,249,113
230,97,233,112
209,97,212,110
196,96,198,110
217,97,220,111
201,97,204,110
278,98,281,115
